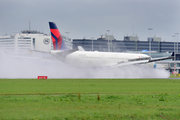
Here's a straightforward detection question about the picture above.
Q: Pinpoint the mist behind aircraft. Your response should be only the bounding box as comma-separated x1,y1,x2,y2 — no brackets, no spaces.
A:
0,51,170,78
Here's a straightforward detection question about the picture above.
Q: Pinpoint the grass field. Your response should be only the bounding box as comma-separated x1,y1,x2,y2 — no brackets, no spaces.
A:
0,79,180,119
170,74,180,78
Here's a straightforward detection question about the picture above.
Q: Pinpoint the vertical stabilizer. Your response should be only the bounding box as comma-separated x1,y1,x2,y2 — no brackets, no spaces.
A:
49,22,67,50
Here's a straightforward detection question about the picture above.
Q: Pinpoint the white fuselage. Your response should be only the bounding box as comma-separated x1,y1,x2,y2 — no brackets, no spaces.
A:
51,51,155,68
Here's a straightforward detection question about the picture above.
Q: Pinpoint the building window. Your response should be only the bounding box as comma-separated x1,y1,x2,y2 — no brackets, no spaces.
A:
33,38,35,49
176,54,180,60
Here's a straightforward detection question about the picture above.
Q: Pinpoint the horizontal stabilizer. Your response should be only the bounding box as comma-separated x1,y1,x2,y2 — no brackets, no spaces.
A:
52,48,78,58
78,46,85,51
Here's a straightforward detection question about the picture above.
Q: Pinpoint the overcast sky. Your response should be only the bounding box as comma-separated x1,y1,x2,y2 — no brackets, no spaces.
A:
0,0,180,41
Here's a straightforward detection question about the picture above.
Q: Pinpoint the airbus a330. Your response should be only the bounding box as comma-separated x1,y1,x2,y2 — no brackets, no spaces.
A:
49,22,174,68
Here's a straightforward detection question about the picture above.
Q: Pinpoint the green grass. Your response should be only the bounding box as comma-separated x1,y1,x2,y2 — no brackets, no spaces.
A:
0,79,180,119
170,74,180,78
1,79,180,94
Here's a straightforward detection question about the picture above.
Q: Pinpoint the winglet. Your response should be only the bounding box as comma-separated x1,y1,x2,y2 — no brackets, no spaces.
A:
171,52,174,57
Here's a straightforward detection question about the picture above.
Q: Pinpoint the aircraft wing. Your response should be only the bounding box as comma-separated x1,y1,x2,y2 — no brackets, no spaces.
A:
111,60,150,68
149,56,174,62
111,52,174,68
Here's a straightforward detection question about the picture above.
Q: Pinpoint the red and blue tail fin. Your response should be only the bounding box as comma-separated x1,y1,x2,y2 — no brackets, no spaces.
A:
49,22,67,50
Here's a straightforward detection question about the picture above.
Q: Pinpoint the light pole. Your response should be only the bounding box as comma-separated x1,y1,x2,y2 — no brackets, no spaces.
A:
175,33,179,53
91,37,94,51
173,35,176,54
173,35,176,73
107,30,110,52
148,28,153,57
65,32,70,48
65,32,70,41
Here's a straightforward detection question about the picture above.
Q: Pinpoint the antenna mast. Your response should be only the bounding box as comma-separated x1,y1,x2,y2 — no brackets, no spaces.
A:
132,24,134,36
29,20,31,31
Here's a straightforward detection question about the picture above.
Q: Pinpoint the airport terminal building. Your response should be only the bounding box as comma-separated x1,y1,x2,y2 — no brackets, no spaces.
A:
73,35,178,53
0,30,72,54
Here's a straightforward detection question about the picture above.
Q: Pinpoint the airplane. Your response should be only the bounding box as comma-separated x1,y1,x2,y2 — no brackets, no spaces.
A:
49,22,174,68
